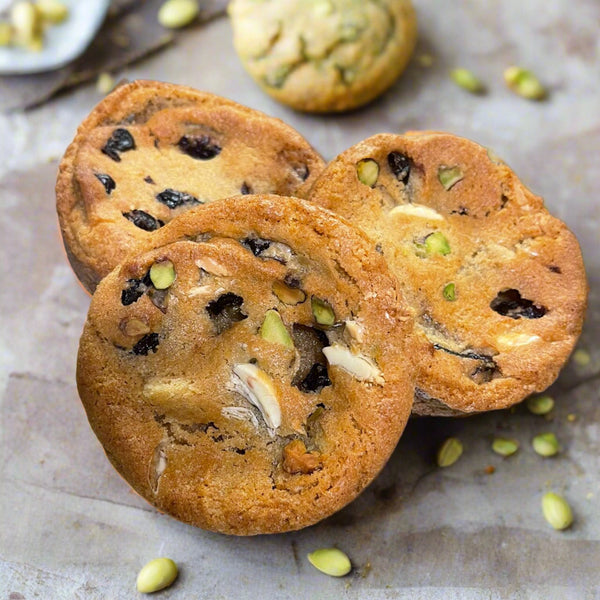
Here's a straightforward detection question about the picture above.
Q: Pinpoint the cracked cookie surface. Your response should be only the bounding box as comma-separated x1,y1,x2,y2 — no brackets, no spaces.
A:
308,132,588,414
76,195,416,535
56,80,325,292
228,0,417,112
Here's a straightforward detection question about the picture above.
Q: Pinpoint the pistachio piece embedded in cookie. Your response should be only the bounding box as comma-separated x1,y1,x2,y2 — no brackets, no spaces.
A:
308,132,587,415
76,194,416,535
56,80,325,292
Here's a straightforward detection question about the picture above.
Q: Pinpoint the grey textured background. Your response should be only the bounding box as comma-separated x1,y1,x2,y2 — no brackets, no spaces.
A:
1,1,599,598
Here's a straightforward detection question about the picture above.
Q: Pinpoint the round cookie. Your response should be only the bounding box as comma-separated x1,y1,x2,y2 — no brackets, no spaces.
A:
56,80,325,292
308,132,588,415
76,195,416,535
228,0,417,113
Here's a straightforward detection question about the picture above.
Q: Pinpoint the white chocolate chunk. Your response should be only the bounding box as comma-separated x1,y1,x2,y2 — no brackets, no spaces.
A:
496,332,541,351
344,319,364,342
389,204,445,221
231,364,281,430
323,343,384,384
221,406,259,429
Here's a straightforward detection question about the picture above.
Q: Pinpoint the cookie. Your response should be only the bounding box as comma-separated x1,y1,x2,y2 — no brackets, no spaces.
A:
308,132,588,415
76,195,416,535
56,80,325,292
228,0,417,113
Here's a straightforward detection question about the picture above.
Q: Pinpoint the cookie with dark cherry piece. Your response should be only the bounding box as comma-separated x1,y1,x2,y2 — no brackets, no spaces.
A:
308,132,588,416
56,80,325,292
76,195,416,535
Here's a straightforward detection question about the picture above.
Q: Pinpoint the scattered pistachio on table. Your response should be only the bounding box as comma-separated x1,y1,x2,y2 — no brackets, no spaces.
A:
526,394,554,415
436,437,463,467
136,557,179,594
307,548,352,577
158,0,199,29
504,66,547,100
532,432,560,457
450,68,485,94
541,492,573,530
96,72,116,95
492,437,519,457
572,348,591,367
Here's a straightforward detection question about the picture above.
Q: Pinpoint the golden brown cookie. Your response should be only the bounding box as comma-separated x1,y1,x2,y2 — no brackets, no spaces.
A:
308,132,588,415
76,195,416,535
56,80,325,292
228,0,417,113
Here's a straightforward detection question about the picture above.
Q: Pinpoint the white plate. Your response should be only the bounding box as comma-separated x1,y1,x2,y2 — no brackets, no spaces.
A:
0,0,110,75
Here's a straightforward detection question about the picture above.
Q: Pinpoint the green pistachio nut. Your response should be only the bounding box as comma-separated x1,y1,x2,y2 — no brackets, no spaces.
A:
532,432,559,457
149,260,176,290
311,296,335,326
450,68,485,94
356,158,379,187
259,310,294,349
438,165,464,190
436,437,463,467
504,66,547,100
443,282,456,301
425,231,451,256
158,0,199,29
526,395,554,415
541,492,573,530
36,0,69,24
307,548,352,577
492,437,519,457
136,557,178,594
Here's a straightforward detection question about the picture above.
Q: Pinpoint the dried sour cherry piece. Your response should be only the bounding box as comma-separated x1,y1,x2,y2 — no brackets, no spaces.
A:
121,273,151,306
132,332,160,355
205,292,248,334
123,210,165,231
490,289,547,319
240,236,271,256
299,363,331,394
177,135,221,160
95,173,116,194
387,151,411,183
101,128,135,162
156,189,201,209
240,182,252,195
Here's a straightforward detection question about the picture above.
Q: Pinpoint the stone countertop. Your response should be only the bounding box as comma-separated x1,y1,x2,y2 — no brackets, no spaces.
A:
1,1,599,598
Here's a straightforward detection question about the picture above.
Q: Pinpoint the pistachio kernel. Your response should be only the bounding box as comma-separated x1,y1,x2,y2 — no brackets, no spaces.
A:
572,348,591,367
136,557,178,594
96,72,116,95
307,548,352,577
541,492,573,530
436,437,463,467
450,68,485,94
311,296,335,326
492,437,519,457
443,282,456,301
425,231,451,256
438,165,464,190
10,1,40,46
504,66,547,100
149,260,176,290
259,310,294,349
158,0,199,29
120,318,151,337
356,158,379,187
36,0,69,24
532,432,559,457
272,280,306,305
526,394,554,415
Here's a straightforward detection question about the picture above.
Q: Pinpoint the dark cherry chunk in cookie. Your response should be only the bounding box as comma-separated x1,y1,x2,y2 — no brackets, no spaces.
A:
387,151,411,183
291,325,331,393
123,210,165,232
95,173,116,194
156,189,202,209
206,292,248,334
132,332,160,355
177,135,222,160
241,236,271,256
121,273,151,306
490,289,547,319
101,128,135,162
